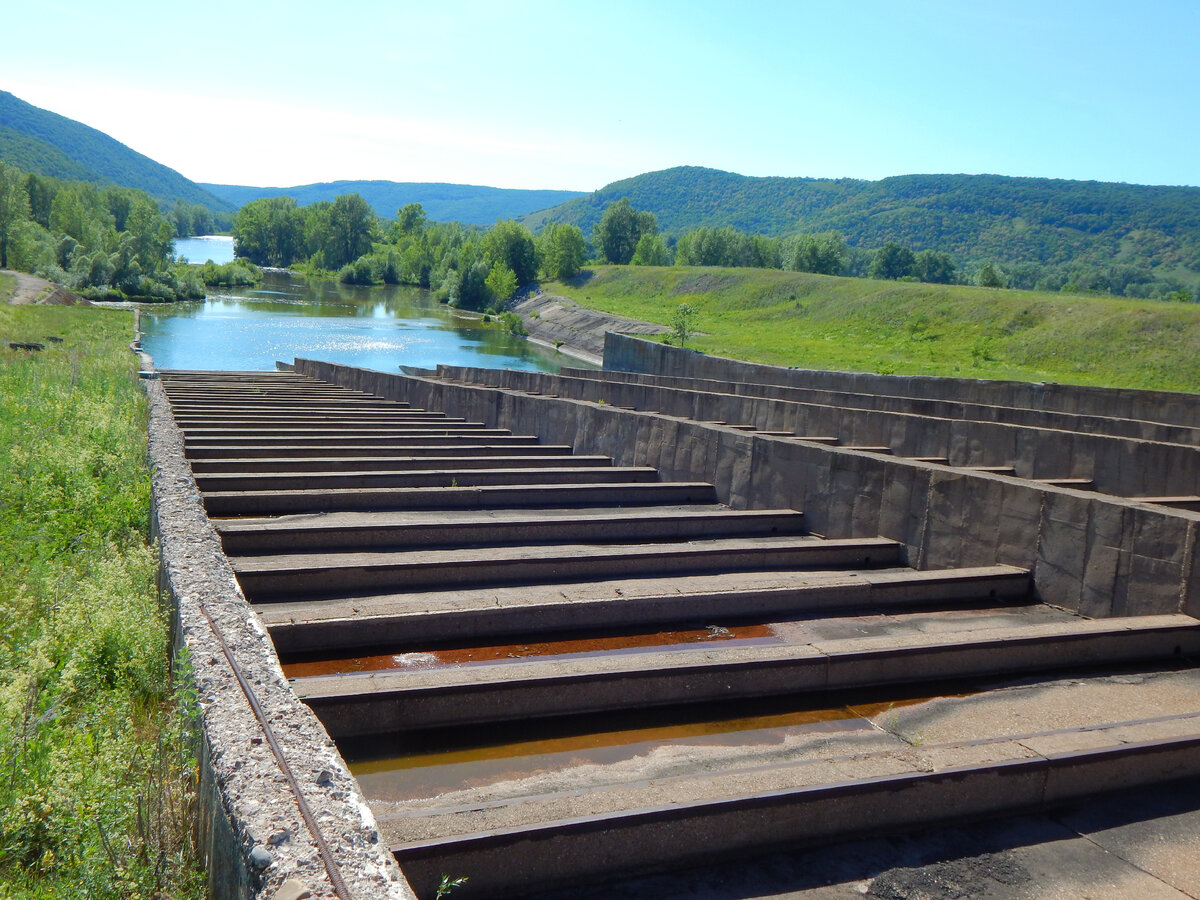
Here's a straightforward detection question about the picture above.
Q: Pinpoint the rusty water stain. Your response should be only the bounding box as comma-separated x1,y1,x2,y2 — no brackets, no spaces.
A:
282,622,779,679
350,706,867,802
345,692,955,803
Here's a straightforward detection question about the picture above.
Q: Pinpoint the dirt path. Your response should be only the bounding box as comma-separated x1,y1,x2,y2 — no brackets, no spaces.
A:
1,269,89,305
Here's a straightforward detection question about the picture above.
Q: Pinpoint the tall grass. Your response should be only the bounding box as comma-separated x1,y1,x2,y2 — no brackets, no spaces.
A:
0,305,203,899
550,266,1200,391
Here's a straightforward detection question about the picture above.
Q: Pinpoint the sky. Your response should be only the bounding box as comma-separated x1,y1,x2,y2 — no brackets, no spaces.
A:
3,0,1198,191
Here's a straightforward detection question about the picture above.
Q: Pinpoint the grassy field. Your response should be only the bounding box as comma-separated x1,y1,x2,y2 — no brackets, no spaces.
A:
0,273,14,303
0,304,203,899
546,266,1200,392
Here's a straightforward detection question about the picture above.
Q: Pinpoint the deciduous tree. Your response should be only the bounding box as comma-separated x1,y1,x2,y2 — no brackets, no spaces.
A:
537,223,586,279
593,198,657,265
869,242,915,280
0,162,30,269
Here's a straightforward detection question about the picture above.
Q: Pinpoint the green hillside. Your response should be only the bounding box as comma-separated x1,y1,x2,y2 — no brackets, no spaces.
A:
202,180,585,225
525,167,1200,287
0,90,232,211
547,265,1200,392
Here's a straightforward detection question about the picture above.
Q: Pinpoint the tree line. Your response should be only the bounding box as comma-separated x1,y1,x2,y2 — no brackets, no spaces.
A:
588,198,1193,298
537,167,1200,301
0,161,230,301
232,191,1196,308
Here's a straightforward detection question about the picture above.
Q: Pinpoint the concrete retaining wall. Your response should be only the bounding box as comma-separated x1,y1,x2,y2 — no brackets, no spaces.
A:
604,333,1200,428
143,361,415,900
432,364,1200,500
294,358,1200,622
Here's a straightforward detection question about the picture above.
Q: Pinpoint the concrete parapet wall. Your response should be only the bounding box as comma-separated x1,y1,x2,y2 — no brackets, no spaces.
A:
604,333,1200,429
295,358,1200,622
434,364,1200,500
143,364,415,900
560,367,1200,446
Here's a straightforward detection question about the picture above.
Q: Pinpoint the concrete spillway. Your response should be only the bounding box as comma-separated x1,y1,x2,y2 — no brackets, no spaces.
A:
157,367,1200,899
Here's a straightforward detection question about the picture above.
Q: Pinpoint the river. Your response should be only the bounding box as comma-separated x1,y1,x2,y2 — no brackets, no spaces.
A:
138,270,570,373
175,234,236,265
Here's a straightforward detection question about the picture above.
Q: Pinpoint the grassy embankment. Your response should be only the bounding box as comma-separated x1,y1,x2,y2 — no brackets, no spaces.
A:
0,294,203,898
547,266,1200,392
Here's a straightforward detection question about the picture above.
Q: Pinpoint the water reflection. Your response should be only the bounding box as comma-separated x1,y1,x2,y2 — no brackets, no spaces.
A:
139,271,569,373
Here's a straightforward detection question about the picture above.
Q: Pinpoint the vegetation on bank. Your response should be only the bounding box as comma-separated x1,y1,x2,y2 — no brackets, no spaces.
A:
0,161,253,302
0,302,203,899
0,160,209,301
548,265,1200,392
233,195,586,312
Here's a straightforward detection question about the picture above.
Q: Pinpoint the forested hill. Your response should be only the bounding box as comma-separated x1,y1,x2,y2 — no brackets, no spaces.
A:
0,90,232,211
201,180,586,225
522,166,1200,278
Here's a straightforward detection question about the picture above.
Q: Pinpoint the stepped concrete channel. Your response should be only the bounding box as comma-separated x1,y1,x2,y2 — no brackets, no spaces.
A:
145,334,1200,899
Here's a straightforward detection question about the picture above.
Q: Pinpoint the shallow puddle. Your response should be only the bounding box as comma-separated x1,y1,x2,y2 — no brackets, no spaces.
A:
282,622,780,678
344,693,944,803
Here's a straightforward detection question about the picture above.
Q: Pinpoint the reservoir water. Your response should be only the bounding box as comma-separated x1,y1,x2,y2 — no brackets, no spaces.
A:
139,270,568,373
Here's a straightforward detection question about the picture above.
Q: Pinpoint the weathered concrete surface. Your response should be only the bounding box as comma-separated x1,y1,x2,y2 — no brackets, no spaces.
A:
143,361,415,899
434,362,1200,499
520,776,1200,900
605,331,1200,429
564,364,1200,445
512,290,669,364
375,665,1200,898
168,362,1200,898
292,358,1200,620
259,563,1030,654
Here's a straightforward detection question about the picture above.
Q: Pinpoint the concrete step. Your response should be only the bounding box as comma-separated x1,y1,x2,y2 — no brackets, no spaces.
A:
202,481,720,516
196,465,657,494
163,389,382,400
1034,477,1096,490
232,536,900,599
172,413,455,425
185,430,518,448
180,423,488,437
385,695,1200,898
191,454,613,474
184,439,551,460
1131,495,1200,511
262,565,1030,654
217,506,808,554
167,402,412,412
296,614,1200,738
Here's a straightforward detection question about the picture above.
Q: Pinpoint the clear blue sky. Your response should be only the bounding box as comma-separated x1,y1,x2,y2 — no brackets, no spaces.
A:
3,0,1198,190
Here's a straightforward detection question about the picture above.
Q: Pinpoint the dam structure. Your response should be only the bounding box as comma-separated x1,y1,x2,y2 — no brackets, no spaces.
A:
145,334,1200,899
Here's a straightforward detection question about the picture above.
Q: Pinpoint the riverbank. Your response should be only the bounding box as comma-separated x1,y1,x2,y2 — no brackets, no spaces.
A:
542,265,1200,392
0,269,89,306
513,288,668,365
0,300,203,898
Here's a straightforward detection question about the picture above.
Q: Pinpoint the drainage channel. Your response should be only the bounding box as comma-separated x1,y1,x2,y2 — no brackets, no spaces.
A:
158,368,1200,900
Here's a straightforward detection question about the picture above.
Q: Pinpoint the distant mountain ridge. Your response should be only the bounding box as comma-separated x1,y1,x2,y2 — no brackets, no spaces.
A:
523,166,1200,280
200,180,586,225
0,89,233,210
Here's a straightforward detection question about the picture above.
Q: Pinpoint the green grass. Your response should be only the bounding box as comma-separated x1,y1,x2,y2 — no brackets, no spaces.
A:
0,274,14,304
547,266,1200,392
0,305,203,899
